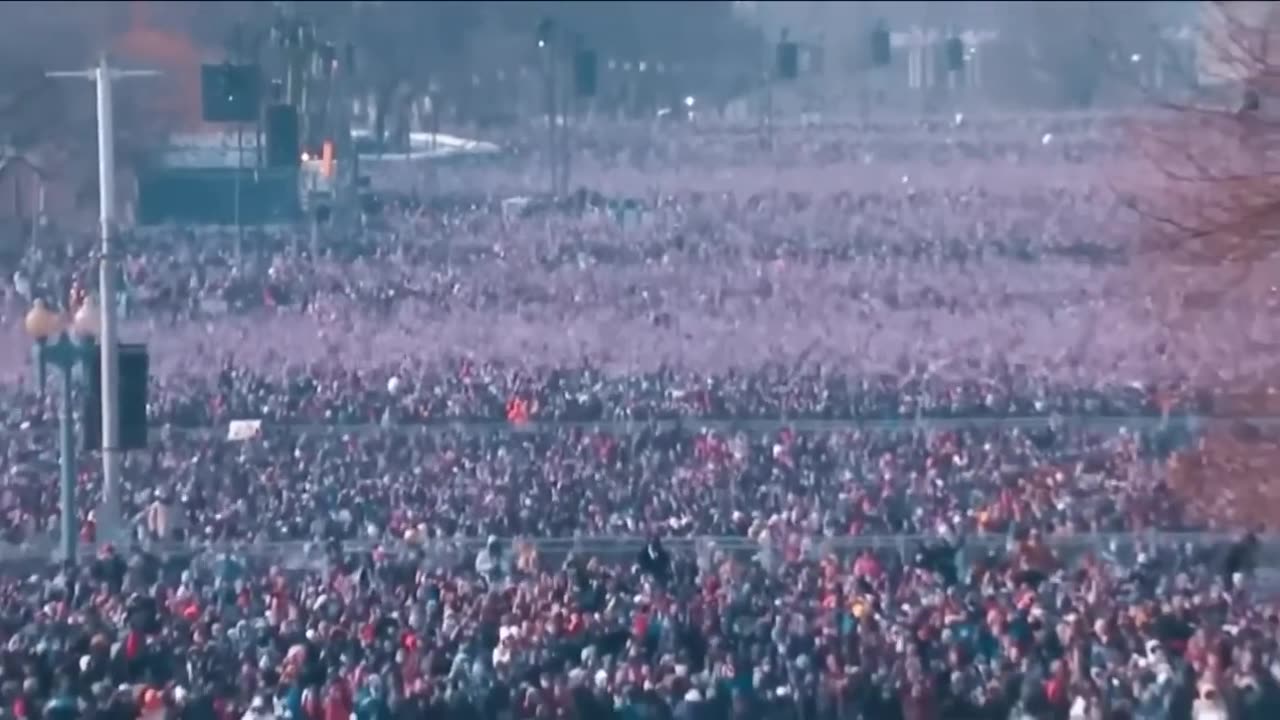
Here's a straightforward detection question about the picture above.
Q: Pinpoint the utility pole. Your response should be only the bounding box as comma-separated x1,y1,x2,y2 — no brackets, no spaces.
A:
231,22,247,266
331,42,358,238
765,29,784,151
563,36,585,199
47,57,159,544
539,18,559,197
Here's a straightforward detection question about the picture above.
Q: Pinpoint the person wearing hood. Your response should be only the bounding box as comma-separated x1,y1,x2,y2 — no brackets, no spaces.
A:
474,536,509,588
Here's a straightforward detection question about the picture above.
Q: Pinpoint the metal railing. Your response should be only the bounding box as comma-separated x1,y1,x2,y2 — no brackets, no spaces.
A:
0,530,1258,572
7,412,1216,441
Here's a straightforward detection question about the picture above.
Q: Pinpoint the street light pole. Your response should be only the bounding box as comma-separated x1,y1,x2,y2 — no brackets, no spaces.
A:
565,36,584,198
47,57,159,544
539,18,558,197
57,355,74,559
25,301,99,564
235,125,244,264
231,23,247,266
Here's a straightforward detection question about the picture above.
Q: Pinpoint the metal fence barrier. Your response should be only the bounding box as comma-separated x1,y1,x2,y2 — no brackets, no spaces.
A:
0,531,1260,575
0,412,1220,442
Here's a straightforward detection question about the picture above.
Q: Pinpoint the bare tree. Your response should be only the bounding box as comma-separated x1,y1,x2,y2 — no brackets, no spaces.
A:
340,1,761,131
0,61,64,151
0,3,115,148
353,3,443,147
987,2,1180,109
1123,1,1280,529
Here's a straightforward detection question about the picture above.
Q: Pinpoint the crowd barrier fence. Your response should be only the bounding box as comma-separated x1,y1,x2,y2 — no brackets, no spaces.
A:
1,530,1269,573
6,412,1223,441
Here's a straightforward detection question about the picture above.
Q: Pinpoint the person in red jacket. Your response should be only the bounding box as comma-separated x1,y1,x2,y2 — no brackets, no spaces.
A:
324,677,353,720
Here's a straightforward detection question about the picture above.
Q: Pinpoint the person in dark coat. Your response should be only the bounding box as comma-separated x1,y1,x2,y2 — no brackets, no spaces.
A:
637,535,672,585
1223,532,1259,590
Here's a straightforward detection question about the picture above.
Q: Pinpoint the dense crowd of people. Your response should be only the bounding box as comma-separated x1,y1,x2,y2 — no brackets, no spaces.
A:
0,112,1275,719
2,421,1191,547
0,522,1274,719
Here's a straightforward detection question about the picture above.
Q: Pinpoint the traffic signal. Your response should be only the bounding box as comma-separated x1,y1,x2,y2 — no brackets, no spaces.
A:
871,25,891,67
777,41,799,80
946,36,965,72
1242,88,1261,113
810,44,826,75
574,49,598,97
266,104,301,168
82,344,149,452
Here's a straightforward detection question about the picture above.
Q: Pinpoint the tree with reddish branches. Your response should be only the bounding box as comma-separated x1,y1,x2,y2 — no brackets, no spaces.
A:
1123,1,1280,530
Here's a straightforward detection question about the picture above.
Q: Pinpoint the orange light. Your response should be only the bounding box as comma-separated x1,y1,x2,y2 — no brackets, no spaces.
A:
321,140,334,178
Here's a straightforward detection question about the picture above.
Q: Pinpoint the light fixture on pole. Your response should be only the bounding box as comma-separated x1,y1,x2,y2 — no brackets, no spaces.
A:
46,57,159,544
25,299,100,564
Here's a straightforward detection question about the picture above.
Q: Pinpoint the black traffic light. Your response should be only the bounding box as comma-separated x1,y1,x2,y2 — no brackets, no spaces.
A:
777,41,799,80
574,49,598,97
810,44,825,75
1242,88,1261,113
82,343,149,452
871,24,891,67
946,36,965,72
266,104,301,168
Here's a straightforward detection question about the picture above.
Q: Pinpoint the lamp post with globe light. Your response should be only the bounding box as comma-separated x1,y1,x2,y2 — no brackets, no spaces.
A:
25,299,100,564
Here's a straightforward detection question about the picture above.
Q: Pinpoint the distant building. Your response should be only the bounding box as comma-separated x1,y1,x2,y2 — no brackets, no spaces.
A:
0,147,114,229
0,151,47,225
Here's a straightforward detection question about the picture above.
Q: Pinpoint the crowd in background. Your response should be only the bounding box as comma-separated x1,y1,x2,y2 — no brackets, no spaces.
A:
2,421,1189,547
0,113,1275,719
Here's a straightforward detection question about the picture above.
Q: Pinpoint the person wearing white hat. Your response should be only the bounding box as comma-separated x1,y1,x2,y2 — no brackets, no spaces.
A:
1193,682,1229,720
675,688,703,720
241,694,276,720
